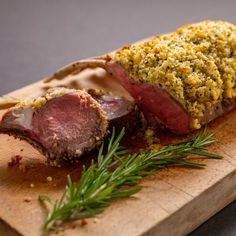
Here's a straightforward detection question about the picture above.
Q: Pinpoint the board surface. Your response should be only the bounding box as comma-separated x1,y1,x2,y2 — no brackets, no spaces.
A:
0,67,236,236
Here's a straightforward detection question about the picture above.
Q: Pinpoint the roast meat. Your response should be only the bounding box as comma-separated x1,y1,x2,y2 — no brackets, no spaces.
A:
0,88,139,165
44,21,236,134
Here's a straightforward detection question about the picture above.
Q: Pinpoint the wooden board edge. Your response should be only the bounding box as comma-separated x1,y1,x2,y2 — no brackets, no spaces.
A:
0,218,22,236
142,169,236,236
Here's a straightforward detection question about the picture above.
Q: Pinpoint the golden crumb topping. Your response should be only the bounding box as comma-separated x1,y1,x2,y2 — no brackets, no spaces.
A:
16,88,99,110
113,20,236,129
17,87,77,108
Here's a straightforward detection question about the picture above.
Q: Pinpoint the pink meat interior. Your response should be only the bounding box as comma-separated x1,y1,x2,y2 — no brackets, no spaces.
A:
32,94,104,157
0,94,106,160
107,62,190,134
95,95,133,120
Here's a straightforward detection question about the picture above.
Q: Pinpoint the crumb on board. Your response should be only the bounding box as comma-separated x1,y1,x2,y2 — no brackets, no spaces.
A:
8,155,23,167
23,196,32,203
30,183,35,188
7,155,28,173
144,128,155,145
144,127,158,146
46,176,53,182
93,218,99,223
81,218,88,226
144,127,162,151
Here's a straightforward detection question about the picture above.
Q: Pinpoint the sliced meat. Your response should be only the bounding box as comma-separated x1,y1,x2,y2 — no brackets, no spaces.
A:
106,62,190,134
88,90,140,133
0,88,140,165
108,21,236,134
106,61,236,133
0,88,108,165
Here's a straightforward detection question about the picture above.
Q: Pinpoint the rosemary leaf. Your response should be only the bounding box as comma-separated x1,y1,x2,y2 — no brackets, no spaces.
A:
39,127,223,231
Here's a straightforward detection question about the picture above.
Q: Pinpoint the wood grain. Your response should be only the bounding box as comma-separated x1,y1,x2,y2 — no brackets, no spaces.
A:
0,67,236,236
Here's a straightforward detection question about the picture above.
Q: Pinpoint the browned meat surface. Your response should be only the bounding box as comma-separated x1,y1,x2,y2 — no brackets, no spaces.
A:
0,88,108,165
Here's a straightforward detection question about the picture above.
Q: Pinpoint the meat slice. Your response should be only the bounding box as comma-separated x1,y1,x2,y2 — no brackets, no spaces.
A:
106,62,190,134
88,90,140,133
108,21,236,134
106,61,236,133
0,88,108,165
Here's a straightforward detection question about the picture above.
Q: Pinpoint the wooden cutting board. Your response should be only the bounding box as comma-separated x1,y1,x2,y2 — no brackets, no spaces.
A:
0,66,236,236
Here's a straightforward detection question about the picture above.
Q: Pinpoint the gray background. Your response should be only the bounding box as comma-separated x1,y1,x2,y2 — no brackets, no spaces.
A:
0,0,236,235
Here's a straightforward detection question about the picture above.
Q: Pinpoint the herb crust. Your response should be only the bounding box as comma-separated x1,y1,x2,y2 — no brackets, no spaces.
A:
113,20,236,128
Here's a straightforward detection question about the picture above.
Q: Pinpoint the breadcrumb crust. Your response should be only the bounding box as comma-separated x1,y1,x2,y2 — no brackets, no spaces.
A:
113,20,236,128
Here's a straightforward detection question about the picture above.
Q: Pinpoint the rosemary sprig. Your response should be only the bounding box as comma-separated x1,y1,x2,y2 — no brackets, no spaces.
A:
39,128,222,231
